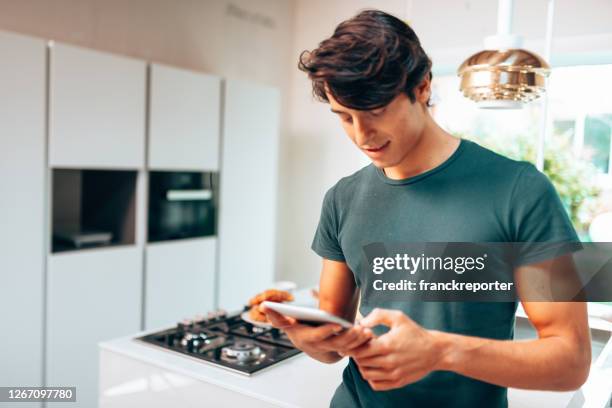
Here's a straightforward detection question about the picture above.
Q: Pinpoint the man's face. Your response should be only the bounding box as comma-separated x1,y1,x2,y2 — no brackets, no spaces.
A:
326,81,430,169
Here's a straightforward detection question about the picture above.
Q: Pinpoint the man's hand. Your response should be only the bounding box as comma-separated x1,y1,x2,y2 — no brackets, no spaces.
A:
345,308,443,391
260,305,373,362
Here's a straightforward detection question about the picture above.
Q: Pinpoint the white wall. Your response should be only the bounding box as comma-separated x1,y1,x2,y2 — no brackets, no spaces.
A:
0,0,295,87
277,0,408,287
280,0,612,288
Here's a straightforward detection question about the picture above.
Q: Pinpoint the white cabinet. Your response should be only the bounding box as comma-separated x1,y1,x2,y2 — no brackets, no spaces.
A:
144,238,216,329
0,31,46,406
148,64,221,171
48,43,146,169
46,247,142,408
218,80,280,311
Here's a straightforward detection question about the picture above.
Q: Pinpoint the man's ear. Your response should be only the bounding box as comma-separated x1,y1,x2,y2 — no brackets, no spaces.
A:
415,74,432,106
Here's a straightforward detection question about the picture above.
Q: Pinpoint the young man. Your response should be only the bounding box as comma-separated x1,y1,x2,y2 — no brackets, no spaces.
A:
261,9,590,408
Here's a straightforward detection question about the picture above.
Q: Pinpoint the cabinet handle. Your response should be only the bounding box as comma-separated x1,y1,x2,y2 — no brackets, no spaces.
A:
166,189,213,201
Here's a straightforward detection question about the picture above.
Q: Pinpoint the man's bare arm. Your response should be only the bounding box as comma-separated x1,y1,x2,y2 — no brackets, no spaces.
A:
349,255,591,391
434,255,591,390
261,258,368,364
306,258,360,363
318,259,360,320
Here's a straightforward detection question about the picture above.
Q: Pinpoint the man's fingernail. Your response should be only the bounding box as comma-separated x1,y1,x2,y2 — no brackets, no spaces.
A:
334,326,343,332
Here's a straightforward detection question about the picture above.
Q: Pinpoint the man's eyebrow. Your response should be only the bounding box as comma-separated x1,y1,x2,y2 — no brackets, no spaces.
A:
330,109,347,114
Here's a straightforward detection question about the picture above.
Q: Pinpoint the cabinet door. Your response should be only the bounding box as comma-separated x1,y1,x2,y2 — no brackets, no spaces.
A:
148,64,221,171
49,43,146,169
218,80,280,311
145,238,216,329
46,247,142,408
0,30,46,407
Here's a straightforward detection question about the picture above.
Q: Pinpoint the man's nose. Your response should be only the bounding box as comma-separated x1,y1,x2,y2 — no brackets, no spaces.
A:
353,117,375,146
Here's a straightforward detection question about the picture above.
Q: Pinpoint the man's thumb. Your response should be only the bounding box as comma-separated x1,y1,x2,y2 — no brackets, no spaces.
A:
359,308,402,328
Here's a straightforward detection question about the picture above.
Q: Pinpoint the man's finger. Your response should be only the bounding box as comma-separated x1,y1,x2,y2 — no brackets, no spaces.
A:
338,328,374,352
260,307,297,328
359,308,404,329
325,327,372,351
295,323,343,342
359,366,391,381
345,337,386,360
353,354,391,369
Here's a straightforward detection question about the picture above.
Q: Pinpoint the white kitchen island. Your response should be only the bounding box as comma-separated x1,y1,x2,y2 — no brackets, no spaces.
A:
99,330,345,408
99,320,612,408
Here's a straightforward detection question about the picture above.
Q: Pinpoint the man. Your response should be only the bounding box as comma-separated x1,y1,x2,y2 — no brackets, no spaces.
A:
261,9,591,408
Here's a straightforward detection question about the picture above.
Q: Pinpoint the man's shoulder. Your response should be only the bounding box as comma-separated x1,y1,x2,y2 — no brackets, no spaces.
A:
462,139,536,185
327,164,375,199
464,139,530,171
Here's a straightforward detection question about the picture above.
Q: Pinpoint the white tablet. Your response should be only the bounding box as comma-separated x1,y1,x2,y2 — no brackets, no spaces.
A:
260,301,353,329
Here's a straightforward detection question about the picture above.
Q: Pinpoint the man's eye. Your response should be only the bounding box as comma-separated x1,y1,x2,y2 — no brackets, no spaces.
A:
341,115,353,123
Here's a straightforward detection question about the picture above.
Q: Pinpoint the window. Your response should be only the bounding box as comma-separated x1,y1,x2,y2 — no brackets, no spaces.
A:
431,64,612,241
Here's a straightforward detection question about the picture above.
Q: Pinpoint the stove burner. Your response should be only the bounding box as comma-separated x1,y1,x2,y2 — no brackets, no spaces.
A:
221,342,264,364
136,310,301,375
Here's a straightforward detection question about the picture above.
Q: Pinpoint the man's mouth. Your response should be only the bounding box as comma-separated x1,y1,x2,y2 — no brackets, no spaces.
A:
363,141,390,153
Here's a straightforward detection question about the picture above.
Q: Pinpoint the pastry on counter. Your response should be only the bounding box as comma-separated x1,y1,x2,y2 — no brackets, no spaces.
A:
248,289,294,306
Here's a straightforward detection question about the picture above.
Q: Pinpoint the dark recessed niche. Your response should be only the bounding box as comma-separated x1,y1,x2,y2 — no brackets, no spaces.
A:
148,171,218,242
52,169,137,253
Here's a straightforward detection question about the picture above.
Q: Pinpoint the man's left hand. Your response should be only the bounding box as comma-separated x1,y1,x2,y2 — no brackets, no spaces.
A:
343,308,444,391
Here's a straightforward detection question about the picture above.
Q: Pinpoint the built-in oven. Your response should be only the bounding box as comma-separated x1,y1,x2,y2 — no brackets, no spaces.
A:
148,171,218,242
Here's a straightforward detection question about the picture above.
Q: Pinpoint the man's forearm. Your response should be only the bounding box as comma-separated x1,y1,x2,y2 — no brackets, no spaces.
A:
432,330,591,391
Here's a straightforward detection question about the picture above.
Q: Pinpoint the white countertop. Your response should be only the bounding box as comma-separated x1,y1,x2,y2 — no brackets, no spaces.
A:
100,326,612,408
100,330,346,407
100,288,612,408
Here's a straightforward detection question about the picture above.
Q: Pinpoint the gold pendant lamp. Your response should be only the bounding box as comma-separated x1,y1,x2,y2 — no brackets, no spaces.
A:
457,0,551,109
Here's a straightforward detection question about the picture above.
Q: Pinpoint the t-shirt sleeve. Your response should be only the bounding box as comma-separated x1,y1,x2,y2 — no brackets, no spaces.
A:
311,186,346,261
510,163,582,266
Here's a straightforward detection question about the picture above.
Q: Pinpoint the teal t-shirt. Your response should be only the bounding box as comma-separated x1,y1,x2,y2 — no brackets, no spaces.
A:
311,138,579,408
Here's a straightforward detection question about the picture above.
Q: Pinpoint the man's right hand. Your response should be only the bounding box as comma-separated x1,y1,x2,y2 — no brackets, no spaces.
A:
260,305,373,363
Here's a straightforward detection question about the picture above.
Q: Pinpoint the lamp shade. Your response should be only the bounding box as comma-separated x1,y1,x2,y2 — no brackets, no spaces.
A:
457,48,550,109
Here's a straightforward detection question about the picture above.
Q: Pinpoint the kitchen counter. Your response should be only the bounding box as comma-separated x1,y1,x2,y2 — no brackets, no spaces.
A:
99,292,612,408
100,325,612,408
99,330,345,407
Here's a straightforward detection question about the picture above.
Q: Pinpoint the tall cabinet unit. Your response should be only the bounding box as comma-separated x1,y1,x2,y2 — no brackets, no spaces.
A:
0,28,282,407
0,31,46,408
148,64,220,171
48,43,145,169
45,43,146,408
144,64,221,329
218,80,281,311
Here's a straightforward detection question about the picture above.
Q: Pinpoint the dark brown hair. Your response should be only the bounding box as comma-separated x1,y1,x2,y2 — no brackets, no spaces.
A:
298,9,433,110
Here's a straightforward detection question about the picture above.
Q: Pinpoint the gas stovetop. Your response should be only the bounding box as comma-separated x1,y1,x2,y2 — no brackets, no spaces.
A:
135,309,302,375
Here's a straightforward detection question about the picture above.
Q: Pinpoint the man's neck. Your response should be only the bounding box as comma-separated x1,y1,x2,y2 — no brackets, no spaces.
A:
383,120,460,180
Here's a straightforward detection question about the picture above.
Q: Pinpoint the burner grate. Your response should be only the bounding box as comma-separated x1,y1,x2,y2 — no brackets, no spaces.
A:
135,311,301,375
